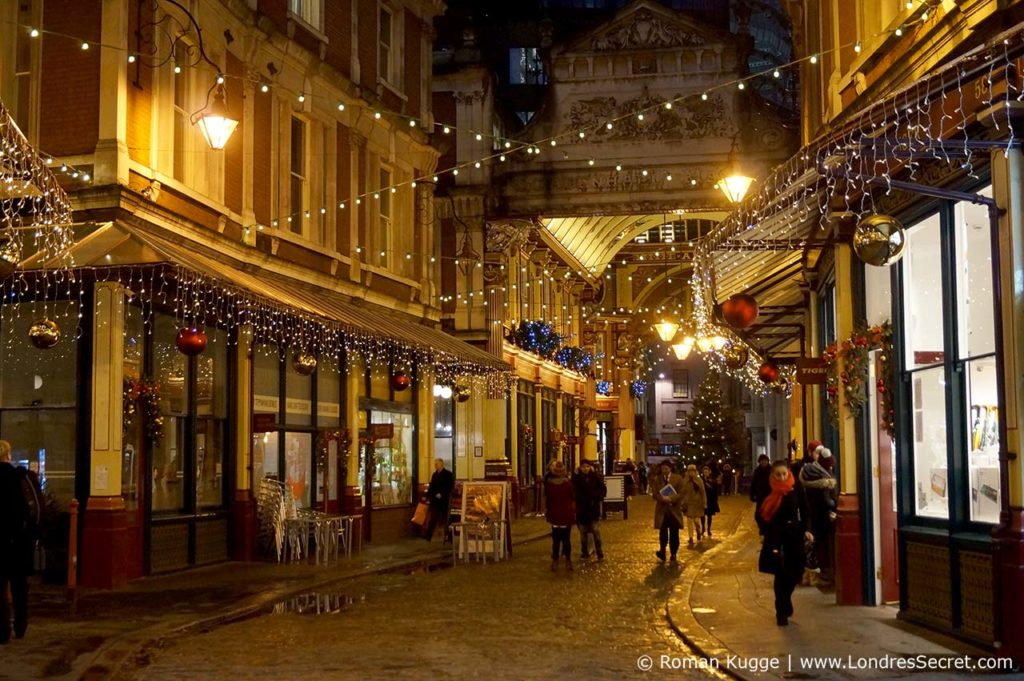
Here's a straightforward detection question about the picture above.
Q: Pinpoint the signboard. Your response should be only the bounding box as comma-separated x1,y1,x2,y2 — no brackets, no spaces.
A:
796,357,828,385
252,413,277,433
253,394,279,413
605,475,626,502
369,423,394,441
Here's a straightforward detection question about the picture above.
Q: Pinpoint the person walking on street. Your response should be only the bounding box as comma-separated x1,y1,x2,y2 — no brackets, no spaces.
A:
636,462,648,494
573,459,606,561
720,463,734,495
650,461,685,561
0,440,40,643
681,464,708,546
758,460,813,626
423,458,454,541
701,464,721,538
750,454,772,506
545,460,576,571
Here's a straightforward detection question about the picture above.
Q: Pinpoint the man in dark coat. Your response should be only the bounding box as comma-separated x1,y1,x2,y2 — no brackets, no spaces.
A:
0,440,38,643
572,460,606,560
423,458,454,541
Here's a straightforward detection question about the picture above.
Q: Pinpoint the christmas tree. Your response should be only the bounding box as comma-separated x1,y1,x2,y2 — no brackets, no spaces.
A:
681,369,736,467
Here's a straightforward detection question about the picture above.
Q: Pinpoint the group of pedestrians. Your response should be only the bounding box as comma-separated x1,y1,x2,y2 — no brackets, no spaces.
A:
543,459,607,571
750,441,837,626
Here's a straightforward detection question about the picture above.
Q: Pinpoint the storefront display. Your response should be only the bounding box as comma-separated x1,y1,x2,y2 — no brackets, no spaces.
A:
369,409,413,507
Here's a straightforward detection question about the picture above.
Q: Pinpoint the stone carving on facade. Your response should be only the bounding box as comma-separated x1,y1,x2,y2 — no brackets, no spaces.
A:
482,262,504,285
484,220,533,254
453,89,486,104
590,7,708,51
566,88,734,141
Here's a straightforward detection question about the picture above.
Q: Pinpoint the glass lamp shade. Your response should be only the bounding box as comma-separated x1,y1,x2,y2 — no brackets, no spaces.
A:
696,336,714,353
718,174,754,204
710,335,729,351
671,336,695,360
439,385,453,400
195,91,238,150
654,320,680,342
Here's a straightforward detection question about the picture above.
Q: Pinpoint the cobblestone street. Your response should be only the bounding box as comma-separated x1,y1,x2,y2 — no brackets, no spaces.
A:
121,496,740,681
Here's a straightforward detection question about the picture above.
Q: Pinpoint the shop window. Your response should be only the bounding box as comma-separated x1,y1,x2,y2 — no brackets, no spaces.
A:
369,409,413,507
152,314,189,513
284,431,312,508
195,328,227,509
285,357,312,427
0,302,79,507
253,345,280,483
318,357,341,428
901,213,945,369
910,367,949,519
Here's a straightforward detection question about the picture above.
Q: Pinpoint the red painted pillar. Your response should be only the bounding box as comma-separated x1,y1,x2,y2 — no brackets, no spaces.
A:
994,509,1024,666
834,493,864,605
80,497,129,588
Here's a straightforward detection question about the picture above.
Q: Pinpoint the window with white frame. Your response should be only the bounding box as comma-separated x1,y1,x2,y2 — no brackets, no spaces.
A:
289,0,323,32
12,2,41,138
289,116,308,236
378,167,392,268
379,4,396,86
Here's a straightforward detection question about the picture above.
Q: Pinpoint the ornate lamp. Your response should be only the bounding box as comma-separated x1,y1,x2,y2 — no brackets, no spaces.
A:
717,137,753,204
194,85,238,150
654,319,680,343
671,334,696,360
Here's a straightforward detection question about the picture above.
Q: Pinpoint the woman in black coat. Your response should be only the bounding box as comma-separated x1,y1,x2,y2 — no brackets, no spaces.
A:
700,464,720,538
758,460,813,626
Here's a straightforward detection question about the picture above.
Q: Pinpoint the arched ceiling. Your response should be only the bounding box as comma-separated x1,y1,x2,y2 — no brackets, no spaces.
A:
540,210,727,274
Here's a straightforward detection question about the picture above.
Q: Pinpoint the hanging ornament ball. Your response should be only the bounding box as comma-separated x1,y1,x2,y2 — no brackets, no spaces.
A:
28,319,61,349
0,238,22,279
854,214,906,267
771,378,791,395
758,361,779,384
175,327,207,356
455,385,471,403
723,343,750,370
391,371,411,392
292,352,317,376
721,293,759,329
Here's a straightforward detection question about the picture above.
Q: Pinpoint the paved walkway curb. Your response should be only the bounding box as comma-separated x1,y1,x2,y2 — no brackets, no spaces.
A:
664,503,751,681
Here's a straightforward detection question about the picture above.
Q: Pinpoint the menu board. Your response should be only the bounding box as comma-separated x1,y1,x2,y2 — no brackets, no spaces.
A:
461,481,507,523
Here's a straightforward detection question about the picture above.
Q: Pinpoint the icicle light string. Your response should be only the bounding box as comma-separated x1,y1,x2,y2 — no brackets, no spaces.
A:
12,10,935,217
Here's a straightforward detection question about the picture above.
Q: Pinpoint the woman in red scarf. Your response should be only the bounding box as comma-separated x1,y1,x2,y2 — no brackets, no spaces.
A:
758,461,813,626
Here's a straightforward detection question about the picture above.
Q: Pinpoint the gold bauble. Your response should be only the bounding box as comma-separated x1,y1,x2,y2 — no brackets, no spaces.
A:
291,352,317,375
722,343,750,370
29,319,61,349
853,214,906,267
0,238,21,279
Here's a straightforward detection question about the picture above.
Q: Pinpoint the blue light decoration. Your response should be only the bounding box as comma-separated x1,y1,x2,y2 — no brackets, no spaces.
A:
512,320,561,359
596,380,611,396
629,380,648,398
554,345,594,376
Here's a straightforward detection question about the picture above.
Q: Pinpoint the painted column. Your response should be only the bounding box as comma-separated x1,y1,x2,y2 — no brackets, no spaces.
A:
534,383,544,476
94,0,129,185
582,379,598,462
416,373,433,499
81,282,128,588
833,243,864,605
990,148,1024,664
342,360,363,515
232,326,254,560
617,365,636,462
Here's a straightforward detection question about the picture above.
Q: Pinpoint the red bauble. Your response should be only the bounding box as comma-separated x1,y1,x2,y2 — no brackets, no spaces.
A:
175,327,207,356
391,371,411,392
721,294,759,329
758,361,779,384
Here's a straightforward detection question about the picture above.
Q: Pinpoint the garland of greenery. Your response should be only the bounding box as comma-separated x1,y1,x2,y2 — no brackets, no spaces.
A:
822,321,895,436
506,320,595,377
123,376,165,443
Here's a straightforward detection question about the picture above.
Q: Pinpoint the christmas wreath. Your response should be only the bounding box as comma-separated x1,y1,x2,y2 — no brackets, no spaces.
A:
123,376,164,443
316,429,351,472
822,321,895,437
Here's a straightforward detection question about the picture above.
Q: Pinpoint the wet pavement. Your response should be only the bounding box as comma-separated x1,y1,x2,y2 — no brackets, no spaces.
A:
120,496,739,681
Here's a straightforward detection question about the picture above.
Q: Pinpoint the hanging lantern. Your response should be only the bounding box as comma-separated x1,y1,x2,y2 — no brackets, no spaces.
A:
671,335,695,360
758,361,779,384
391,371,411,392
723,343,750,370
654,320,679,343
28,319,61,349
175,327,207,356
455,385,471,403
721,293,759,329
292,352,317,376
853,214,906,267
0,238,21,279
717,137,754,204
194,85,239,150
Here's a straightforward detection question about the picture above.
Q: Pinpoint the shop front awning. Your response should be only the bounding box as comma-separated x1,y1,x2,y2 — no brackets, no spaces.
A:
30,221,510,381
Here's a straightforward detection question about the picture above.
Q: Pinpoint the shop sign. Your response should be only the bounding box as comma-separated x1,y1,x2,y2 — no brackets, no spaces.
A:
318,401,340,419
252,413,277,433
369,423,394,441
253,394,279,413
286,398,312,415
796,357,828,384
